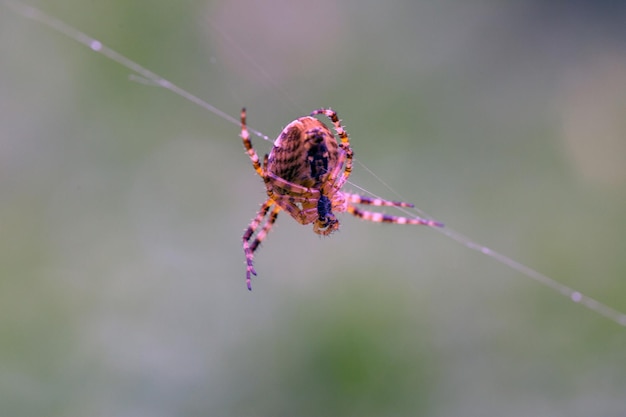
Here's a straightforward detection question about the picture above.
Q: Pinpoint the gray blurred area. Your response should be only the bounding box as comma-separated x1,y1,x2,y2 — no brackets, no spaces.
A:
1,1,626,416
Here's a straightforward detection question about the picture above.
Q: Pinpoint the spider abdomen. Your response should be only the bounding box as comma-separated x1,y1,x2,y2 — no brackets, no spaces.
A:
268,116,339,189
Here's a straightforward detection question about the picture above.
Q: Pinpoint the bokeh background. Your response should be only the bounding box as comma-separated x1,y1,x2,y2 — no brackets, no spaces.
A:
2,0,626,416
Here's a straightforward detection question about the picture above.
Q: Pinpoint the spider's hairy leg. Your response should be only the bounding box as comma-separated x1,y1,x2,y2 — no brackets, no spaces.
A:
240,108,264,177
310,108,349,147
345,193,416,208
322,147,348,194
269,193,319,225
265,171,320,199
250,204,280,253
311,108,354,189
243,200,277,290
346,205,444,228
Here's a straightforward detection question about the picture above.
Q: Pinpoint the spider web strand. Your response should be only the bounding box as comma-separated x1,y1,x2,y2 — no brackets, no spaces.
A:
348,162,626,327
6,0,626,328
2,0,270,143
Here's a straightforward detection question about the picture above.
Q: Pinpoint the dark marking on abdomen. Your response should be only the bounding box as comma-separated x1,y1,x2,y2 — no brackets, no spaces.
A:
307,139,329,183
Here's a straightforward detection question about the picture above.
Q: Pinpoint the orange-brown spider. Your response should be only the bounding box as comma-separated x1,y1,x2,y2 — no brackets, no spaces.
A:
241,108,443,290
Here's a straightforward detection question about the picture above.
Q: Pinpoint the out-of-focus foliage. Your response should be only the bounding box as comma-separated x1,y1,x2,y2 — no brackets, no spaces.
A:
1,1,625,416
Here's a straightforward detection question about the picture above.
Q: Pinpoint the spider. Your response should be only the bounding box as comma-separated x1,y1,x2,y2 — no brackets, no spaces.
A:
241,108,443,290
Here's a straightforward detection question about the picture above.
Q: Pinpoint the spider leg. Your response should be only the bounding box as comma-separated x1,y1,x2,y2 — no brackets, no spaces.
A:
266,170,320,199
270,193,318,225
263,167,323,224
320,147,347,195
246,204,281,290
345,204,444,227
311,108,353,189
311,108,350,148
272,197,308,223
249,204,281,254
332,146,353,192
243,199,274,290
344,193,415,208
241,108,264,177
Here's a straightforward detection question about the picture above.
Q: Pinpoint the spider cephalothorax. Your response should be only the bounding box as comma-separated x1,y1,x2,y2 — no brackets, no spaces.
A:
241,108,442,290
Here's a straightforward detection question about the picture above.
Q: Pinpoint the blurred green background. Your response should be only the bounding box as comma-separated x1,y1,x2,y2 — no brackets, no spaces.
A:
2,0,626,415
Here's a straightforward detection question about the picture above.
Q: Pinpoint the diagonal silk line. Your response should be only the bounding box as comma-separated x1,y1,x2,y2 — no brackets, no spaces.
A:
4,0,625,327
